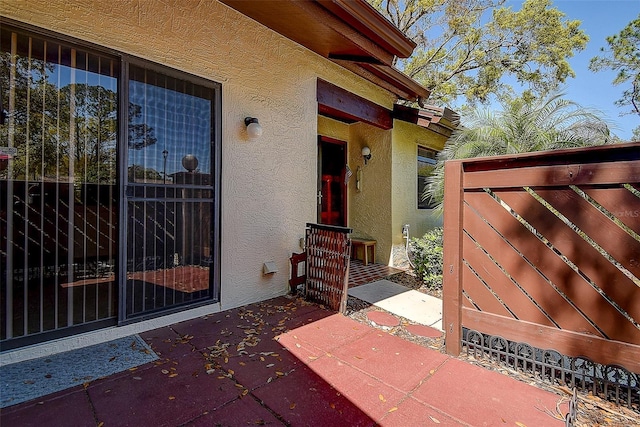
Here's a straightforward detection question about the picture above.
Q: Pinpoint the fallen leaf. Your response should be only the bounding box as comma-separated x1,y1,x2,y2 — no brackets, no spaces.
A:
330,403,336,409
97,422,104,427
228,369,235,375
161,369,169,374
515,422,527,427
388,407,398,413
242,389,249,396
379,394,386,402
276,371,284,376
295,343,301,348
429,415,440,423
290,403,297,410
308,356,318,360
168,396,175,400
239,361,246,366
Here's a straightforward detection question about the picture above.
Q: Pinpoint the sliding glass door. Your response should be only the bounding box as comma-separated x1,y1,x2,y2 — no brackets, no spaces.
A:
124,63,218,319
1,23,221,348
1,26,119,346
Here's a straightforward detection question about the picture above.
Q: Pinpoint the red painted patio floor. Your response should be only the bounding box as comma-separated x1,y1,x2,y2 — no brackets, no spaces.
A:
1,296,566,426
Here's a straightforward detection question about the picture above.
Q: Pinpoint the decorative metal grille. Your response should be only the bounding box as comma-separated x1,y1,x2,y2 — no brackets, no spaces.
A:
462,328,640,412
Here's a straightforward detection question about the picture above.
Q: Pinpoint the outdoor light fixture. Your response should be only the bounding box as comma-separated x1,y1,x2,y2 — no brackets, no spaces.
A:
244,117,263,140
362,146,372,164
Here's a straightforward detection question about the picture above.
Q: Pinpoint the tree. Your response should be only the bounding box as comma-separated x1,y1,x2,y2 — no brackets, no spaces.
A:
589,14,640,117
369,0,588,105
423,93,612,211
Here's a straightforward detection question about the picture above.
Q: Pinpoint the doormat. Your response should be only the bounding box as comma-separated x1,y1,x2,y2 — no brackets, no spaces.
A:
0,335,158,408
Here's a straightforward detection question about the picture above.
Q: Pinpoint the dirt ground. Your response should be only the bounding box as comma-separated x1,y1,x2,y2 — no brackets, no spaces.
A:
344,271,640,427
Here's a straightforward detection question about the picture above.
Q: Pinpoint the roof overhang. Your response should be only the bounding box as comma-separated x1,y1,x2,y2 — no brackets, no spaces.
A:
219,0,430,104
393,104,460,138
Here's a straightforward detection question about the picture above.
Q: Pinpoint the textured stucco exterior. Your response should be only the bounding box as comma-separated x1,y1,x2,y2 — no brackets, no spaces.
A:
318,116,350,143
391,120,447,242
1,0,451,359
347,123,393,263
2,0,395,310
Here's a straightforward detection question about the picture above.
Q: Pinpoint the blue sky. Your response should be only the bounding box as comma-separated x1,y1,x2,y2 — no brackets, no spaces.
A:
508,0,639,140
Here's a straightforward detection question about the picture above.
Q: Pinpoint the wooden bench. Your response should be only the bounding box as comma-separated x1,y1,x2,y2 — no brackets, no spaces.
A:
350,238,376,265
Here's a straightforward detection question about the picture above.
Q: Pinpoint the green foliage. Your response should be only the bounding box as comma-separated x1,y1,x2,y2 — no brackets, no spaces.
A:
589,14,640,117
422,93,613,211
410,227,444,289
369,0,588,105
1,48,155,183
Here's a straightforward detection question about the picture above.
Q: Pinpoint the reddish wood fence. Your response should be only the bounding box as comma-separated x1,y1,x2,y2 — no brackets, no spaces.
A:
443,143,640,373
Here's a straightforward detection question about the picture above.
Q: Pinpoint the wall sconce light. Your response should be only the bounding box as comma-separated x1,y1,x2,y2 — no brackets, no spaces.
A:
245,117,263,140
362,146,372,165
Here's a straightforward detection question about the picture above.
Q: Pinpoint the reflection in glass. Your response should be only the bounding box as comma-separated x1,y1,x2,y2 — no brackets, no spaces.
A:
125,64,214,318
127,66,212,185
1,27,118,342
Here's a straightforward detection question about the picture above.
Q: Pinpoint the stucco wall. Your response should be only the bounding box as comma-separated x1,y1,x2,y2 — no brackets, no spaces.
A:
3,0,396,311
348,123,393,263
391,120,446,243
317,116,350,142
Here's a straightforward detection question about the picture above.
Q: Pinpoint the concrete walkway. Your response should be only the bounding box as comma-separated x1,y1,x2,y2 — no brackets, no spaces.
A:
349,279,443,330
0,296,566,426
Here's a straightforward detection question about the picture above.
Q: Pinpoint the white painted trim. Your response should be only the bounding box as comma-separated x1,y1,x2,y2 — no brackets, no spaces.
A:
0,302,223,367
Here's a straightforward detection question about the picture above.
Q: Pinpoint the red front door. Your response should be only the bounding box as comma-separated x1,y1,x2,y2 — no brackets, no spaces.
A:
317,137,347,226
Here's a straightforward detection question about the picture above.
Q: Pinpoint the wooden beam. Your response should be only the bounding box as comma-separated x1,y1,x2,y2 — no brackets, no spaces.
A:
443,160,464,356
317,79,393,130
463,308,640,374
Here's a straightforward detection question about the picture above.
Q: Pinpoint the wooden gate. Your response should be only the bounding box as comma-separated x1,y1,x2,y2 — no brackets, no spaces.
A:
304,223,352,313
442,143,640,373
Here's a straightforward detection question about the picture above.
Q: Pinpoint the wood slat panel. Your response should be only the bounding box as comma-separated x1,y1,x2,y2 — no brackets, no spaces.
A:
463,201,597,333
583,186,640,235
465,192,639,344
462,262,513,317
496,189,640,322
463,221,555,326
462,293,476,309
462,308,640,374
535,188,640,279
463,161,640,189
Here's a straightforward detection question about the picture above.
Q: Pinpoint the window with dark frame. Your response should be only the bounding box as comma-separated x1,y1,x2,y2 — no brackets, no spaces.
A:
417,145,437,209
